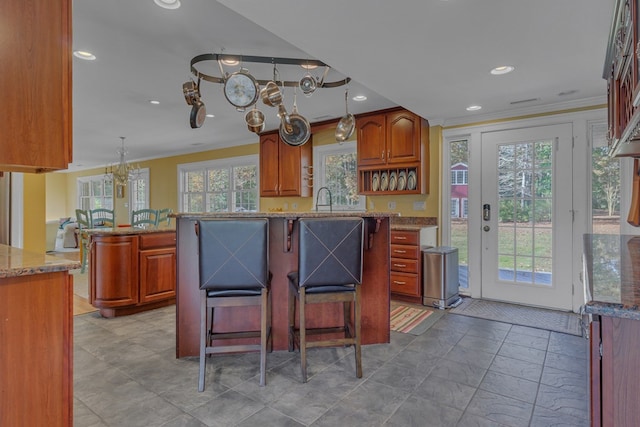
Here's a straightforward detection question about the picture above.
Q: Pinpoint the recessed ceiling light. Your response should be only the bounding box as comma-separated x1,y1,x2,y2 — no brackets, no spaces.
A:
221,58,239,66
352,95,367,102
490,65,515,75
301,63,318,70
149,100,160,105
206,114,215,118
466,105,482,111
154,0,181,9
73,50,96,60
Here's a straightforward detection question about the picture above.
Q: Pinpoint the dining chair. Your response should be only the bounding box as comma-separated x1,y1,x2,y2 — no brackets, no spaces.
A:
131,208,158,228
197,218,272,390
287,217,365,382
156,208,173,226
75,209,91,273
90,208,114,227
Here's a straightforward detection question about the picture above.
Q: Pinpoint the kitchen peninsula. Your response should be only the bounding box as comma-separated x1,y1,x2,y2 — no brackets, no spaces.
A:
174,212,394,357
85,226,176,318
0,245,79,426
583,234,640,426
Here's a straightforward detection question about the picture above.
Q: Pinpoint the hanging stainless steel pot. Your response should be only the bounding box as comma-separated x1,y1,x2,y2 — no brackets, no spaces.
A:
299,72,317,97
260,81,283,107
245,106,265,134
335,89,355,142
182,79,200,106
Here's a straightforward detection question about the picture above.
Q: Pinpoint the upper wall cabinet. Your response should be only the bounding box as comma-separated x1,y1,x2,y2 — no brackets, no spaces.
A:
259,131,312,197
0,0,72,172
605,0,640,157
357,108,429,195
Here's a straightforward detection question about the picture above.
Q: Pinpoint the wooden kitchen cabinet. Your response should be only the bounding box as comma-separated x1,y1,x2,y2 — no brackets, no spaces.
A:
259,130,312,197
90,231,176,317
357,108,429,195
0,0,73,172
1,270,73,426
590,315,640,426
390,229,422,302
139,233,177,304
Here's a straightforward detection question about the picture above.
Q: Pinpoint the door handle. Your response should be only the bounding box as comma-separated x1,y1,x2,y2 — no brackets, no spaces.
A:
483,204,491,221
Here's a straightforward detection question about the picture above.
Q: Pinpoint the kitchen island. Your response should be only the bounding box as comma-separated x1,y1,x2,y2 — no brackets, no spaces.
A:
583,234,640,426
0,245,79,426
85,226,176,317
173,212,394,357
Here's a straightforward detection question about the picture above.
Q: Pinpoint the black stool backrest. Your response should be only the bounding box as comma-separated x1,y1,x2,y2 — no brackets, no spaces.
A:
198,218,269,291
297,218,364,288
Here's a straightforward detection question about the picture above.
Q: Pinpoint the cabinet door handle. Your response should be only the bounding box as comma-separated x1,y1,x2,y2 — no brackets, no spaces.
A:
393,236,407,240
393,249,407,254
393,263,407,268
393,280,406,285
381,150,385,160
387,150,390,159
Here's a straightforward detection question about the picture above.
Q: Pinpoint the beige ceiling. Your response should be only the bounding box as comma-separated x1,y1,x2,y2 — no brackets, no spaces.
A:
70,0,613,171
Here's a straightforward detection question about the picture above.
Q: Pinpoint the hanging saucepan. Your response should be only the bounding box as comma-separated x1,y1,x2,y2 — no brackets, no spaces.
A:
182,78,200,106
260,81,283,106
335,88,355,143
245,106,265,134
190,99,206,129
280,88,310,146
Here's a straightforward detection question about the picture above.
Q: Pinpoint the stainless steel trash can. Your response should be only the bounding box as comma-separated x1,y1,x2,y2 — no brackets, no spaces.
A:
422,246,459,309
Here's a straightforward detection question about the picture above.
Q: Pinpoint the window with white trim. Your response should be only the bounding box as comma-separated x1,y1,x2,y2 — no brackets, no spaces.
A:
451,169,468,185
128,169,150,214
77,175,113,211
451,198,460,217
178,155,259,213
313,142,365,211
462,198,468,218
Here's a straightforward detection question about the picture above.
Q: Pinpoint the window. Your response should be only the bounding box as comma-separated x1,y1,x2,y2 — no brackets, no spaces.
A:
451,168,468,185
77,175,113,211
590,121,620,234
128,169,150,215
178,155,259,213
451,198,460,217
462,198,468,218
313,142,364,211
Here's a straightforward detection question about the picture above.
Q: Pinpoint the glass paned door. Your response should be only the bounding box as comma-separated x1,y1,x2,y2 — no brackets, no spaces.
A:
481,124,573,310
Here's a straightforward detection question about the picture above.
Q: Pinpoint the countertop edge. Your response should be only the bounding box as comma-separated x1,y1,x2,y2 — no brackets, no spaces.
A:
170,212,399,219
583,302,640,320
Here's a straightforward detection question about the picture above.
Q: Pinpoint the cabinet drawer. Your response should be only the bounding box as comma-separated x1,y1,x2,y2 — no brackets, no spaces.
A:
391,230,419,245
390,257,419,274
390,272,420,297
139,232,176,249
390,244,419,259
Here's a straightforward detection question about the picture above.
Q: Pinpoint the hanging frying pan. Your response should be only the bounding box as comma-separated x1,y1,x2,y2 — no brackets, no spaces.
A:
335,89,355,143
280,88,310,146
190,99,206,129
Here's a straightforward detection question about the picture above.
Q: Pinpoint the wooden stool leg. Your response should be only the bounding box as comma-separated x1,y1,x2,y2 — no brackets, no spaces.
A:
288,284,296,352
354,286,362,378
198,290,206,392
299,288,307,383
259,288,268,387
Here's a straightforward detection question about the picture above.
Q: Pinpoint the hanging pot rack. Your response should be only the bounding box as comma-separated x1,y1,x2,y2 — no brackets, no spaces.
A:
189,53,351,88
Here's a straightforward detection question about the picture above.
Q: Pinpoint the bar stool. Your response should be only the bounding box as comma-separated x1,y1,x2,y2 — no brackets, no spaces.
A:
197,218,272,391
288,217,364,382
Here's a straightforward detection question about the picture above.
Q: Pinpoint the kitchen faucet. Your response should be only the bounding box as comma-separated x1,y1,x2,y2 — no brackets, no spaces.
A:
315,186,333,212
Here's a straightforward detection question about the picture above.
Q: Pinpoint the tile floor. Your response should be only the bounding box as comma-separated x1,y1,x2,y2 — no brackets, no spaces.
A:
74,305,589,427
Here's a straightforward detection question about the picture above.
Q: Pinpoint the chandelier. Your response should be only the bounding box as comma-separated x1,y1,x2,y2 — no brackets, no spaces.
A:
183,53,351,146
105,137,140,186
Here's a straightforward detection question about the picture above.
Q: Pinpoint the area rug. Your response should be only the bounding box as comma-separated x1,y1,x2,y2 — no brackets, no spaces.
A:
448,297,583,336
390,305,444,335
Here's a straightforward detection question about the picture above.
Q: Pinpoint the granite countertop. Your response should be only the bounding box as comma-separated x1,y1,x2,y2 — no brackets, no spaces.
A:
0,244,80,278
84,225,176,236
171,211,399,219
583,234,640,320
390,216,437,231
